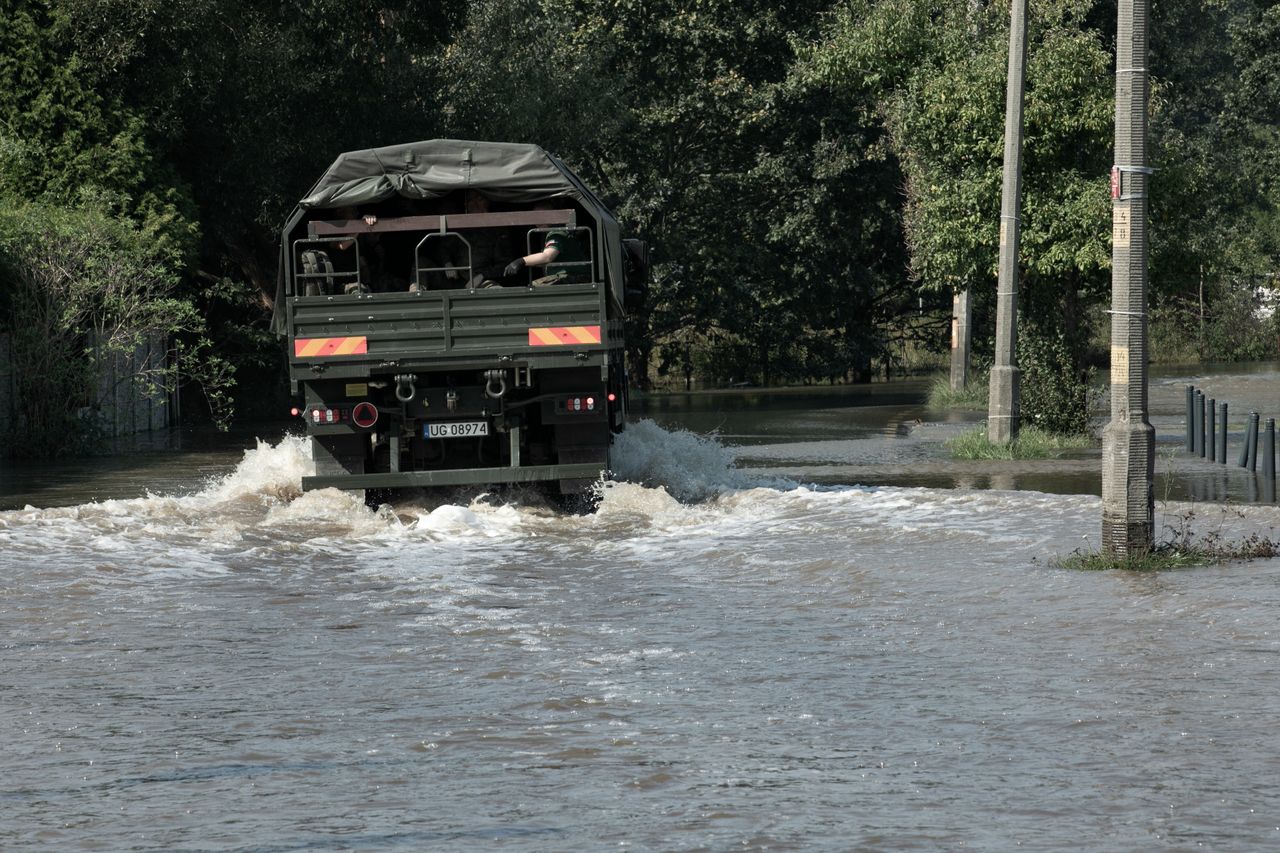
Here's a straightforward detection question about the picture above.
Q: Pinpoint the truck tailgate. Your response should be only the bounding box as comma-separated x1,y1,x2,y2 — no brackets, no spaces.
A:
289,285,608,367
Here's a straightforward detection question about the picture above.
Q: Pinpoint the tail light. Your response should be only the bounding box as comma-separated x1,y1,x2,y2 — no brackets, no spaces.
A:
308,406,346,424
557,395,599,414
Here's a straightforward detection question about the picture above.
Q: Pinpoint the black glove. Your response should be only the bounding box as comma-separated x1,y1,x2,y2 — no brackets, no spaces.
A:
503,257,526,277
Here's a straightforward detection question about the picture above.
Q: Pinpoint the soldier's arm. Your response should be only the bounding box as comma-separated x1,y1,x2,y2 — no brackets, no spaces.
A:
520,245,561,266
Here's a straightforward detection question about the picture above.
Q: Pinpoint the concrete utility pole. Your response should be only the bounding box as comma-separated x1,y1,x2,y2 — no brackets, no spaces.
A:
950,289,972,391
988,0,1028,445
1101,0,1154,555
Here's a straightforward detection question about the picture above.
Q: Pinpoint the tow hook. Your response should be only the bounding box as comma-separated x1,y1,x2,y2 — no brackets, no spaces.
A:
394,374,417,403
484,369,508,399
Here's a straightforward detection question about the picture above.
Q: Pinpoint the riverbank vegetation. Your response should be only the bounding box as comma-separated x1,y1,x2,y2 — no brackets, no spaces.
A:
2,0,1278,454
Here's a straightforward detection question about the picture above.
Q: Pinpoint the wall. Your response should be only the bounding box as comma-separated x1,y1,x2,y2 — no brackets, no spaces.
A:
0,333,172,445
94,334,172,436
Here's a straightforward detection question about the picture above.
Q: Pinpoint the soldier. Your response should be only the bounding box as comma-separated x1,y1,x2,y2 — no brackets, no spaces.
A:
327,209,382,293
503,226,587,284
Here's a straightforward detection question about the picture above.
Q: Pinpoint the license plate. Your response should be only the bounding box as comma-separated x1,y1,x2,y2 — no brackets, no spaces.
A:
425,420,489,439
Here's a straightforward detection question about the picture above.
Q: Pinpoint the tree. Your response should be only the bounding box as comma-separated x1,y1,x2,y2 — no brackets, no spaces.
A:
0,197,232,454
0,0,200,264
437,0,914,386
807,0,1113,426
54,0,465,295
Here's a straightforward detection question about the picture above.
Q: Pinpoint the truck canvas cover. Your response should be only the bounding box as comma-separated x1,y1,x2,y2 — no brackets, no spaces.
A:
271,139,625,333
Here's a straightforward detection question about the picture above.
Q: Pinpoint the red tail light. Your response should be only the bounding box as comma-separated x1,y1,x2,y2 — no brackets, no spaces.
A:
309,407,346,424
558,395,599,413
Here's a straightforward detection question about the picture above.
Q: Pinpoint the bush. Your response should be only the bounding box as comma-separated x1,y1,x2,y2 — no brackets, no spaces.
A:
1017,325,1093,435
1201,284,1276,362
1150,282,1279,364
1148,302,1200,364
0,197,233,456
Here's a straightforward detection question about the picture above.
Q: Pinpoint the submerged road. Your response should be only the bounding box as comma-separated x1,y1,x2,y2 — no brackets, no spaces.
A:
4,365,1280,849
2,417,1280,849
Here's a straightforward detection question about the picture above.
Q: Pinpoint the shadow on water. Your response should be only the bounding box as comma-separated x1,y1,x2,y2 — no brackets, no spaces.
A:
0,420,294,510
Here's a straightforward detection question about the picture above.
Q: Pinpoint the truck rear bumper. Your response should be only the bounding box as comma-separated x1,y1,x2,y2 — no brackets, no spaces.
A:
302,462,605,491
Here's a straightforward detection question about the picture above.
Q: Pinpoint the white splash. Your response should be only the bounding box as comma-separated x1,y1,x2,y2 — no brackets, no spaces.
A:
609,419,787,502
201,434,315,505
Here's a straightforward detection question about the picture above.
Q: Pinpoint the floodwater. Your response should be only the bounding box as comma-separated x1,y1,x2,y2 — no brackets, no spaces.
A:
5,368,1280,850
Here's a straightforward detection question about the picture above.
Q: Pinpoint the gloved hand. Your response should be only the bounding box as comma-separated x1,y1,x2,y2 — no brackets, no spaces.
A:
503,257,526,277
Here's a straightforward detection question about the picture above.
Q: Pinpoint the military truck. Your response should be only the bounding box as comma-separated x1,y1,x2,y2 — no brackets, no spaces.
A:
271,140,646,500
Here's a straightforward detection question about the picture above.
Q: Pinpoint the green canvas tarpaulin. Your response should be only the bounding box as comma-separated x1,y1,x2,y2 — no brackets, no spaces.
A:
272,140,624,334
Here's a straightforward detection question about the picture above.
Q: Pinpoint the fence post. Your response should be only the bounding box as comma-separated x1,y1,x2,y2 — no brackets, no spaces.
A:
1265,418,1276,502
1218,402,1228,464
1185,385,1195,452
1247,412,1260,472
1207,398,1216,462
1195,391,1206,457
1238,411,1252,467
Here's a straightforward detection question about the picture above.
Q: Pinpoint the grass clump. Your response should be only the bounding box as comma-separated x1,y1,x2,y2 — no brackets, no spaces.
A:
945,424,1093,459
1055,510,1280,571
1057,544,1216,572
927,372,988,411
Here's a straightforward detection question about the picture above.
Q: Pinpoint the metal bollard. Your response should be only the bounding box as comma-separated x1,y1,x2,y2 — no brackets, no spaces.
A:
1186,385,1196,452
1239,410,1252,467
1266,419,1276,502
1207,399,1216,462
1219,402,1228,464
1196,392,1206,457
1247,411,1260,472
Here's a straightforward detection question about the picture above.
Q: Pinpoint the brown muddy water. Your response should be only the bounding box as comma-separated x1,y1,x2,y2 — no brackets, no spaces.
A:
4,366,1280,850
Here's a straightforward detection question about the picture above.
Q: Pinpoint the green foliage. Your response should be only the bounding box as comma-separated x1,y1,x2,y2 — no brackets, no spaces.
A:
1056,546,1216,572
945,423,1093,460
1148,302,1202,364
3,0,1279,437
1149,0,1280,306
0,2,200,265
1016,323,1094,435
432,0,908,387
0,196,233,455
1149,278,1278,364
807,0,1113,302
1200,282,1277,362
